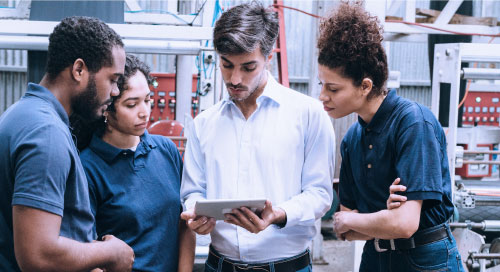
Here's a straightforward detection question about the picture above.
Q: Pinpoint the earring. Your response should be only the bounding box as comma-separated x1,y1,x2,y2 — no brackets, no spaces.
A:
104,115,108,123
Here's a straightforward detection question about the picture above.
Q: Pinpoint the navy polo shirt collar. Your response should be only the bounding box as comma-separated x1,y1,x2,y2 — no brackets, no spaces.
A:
88,130,157,163
358,89,398,133
26,83,70,126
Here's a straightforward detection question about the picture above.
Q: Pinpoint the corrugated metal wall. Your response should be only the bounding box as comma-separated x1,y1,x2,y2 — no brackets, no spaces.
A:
0,49,27,112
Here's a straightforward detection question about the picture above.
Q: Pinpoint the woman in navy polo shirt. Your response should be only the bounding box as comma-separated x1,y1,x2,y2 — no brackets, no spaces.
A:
316,3,464,271
80,55,195,272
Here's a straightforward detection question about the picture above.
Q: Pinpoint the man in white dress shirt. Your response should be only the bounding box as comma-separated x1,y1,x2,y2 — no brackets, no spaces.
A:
180,2,335,271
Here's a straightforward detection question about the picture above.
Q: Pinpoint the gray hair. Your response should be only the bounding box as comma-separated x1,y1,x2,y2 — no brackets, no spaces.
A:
213,1,279,57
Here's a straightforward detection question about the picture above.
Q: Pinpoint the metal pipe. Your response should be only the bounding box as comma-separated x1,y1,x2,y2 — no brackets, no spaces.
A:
464,150,500,155
469,253,500,260
462,161,500,165
461,68,500,80
449,222,485,230
175,55,194,125
0,35,208,55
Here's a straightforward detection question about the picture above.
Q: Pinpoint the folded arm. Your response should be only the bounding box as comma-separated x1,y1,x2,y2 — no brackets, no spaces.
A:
335,200,422,240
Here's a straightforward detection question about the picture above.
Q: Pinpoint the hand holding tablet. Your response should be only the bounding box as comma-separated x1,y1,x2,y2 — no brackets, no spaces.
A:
194,199,266,220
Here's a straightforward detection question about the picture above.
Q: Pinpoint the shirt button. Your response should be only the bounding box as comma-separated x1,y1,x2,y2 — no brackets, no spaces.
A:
369,144,373,149
123,152,127,155
367,164,372,169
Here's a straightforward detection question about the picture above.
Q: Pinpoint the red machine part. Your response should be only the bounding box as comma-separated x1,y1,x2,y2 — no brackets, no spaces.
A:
148,73,199,126
456,143,493,178
462,91,500,126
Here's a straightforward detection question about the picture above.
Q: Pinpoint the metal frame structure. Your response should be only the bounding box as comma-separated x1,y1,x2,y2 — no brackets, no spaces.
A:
0,0,220,123
431,43,500,180
364,0,500,42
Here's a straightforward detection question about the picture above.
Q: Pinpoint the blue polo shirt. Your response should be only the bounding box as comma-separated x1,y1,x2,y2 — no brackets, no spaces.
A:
80,131,183,272
0,83,94,271
339,90,454,231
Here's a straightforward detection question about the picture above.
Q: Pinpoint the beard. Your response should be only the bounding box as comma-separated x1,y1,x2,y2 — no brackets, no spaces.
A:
227,69,265,102
71,75,104,121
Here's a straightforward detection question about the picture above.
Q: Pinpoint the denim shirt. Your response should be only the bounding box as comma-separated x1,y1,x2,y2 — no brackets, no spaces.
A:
80,131,183,272
339,90,454,230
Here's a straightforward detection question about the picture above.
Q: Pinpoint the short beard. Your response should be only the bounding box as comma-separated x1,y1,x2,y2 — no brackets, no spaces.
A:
228,70,264,102
71,75,101,121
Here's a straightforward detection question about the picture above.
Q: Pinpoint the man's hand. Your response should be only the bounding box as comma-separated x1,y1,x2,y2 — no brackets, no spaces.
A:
224,200,286,234
101,235,134,272
180,210,216,235
333,211,353,238
386,178,407,210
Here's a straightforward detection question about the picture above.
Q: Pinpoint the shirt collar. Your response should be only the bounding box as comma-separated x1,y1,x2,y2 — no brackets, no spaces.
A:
221,71,283,109
88,130,157,163
358,89,398,133
25,83,70,126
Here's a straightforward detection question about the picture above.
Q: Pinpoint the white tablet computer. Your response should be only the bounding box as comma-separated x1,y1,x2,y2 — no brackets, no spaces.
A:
194,199,266,220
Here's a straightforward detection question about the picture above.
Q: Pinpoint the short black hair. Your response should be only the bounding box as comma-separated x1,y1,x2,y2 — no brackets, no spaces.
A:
46,16,124,80
317,2,388,100
213,1,279,56
108,54,155,112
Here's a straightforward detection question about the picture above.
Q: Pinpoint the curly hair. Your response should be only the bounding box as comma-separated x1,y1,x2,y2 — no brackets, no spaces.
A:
317,2,388,100
46,16,124,80
214,1,279,56
107,54,155,112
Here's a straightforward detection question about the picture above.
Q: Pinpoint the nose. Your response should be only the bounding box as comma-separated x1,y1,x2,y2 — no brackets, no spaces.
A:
230,69,242,86
139,101,150,119
111,84,120,97
318,86,329,102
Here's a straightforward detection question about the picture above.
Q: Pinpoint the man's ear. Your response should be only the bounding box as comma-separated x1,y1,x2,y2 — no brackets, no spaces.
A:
361,78,373,96
71,58,87,83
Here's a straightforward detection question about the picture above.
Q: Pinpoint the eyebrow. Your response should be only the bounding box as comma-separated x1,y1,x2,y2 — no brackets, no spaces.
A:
122,94,150,102
220,56,257,66
324,83,341,86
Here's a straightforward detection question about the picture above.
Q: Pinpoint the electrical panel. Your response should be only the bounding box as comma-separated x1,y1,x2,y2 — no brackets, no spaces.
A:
149,73,199,126
462,91,500,126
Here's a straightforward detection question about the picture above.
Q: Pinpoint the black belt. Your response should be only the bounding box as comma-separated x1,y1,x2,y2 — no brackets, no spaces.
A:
374,224,450,252
207,248,310,272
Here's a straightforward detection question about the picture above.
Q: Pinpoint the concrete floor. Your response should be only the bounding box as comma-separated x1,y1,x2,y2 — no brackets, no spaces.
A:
312,239,354,272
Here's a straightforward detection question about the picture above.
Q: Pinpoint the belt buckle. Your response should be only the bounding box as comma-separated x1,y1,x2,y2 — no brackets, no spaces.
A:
374,238,387,252
374,238,396,252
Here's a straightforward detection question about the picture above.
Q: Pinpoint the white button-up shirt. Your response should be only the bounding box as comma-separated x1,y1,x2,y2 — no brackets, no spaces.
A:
181,73,335,263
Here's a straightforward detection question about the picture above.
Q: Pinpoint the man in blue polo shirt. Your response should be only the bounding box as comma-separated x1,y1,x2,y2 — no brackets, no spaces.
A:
0,16,134,271
316,3,464,271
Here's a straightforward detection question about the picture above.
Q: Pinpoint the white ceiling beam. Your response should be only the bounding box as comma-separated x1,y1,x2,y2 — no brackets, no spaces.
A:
387,0,403,16
434,0,463,25
0,19,213,41
124,13,200,25
384,21,500,36
404,0,416,23
124,0,141,12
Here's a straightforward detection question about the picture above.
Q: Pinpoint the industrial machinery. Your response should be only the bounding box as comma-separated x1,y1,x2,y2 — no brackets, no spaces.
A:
432,43,500,271
149,73,199,124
